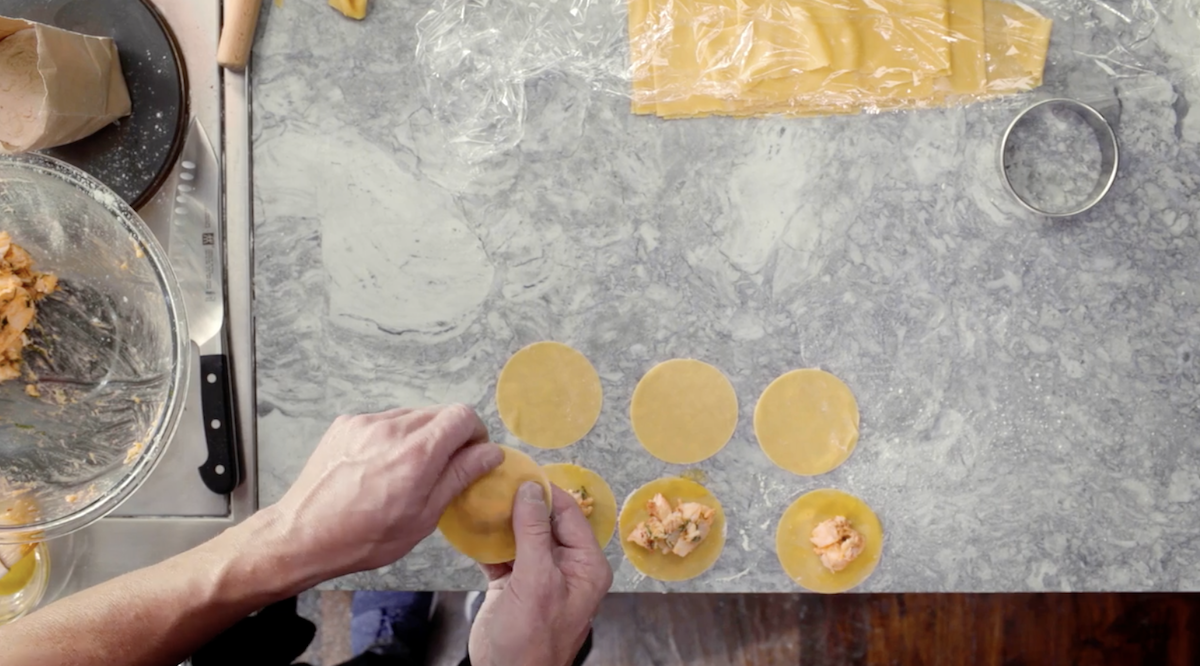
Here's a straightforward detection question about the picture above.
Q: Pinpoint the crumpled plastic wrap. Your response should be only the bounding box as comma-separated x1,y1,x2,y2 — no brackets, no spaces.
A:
415,0,1200,162
415,0,630,161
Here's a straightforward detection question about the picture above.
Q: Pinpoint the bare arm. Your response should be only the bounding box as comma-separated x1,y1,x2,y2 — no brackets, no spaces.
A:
0,404,502,666
0,509,307,666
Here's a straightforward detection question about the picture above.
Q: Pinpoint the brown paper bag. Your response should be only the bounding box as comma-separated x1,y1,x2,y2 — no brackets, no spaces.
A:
0,17,131,154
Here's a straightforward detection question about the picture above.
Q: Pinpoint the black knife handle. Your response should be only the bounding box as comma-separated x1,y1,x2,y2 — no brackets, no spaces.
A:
198,354,242,494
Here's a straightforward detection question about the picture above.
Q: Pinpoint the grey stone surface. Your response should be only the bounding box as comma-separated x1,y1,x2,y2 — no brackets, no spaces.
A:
252,0,1200,591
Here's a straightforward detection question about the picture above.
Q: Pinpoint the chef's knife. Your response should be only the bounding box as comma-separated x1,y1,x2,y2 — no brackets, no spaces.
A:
168,118,242,494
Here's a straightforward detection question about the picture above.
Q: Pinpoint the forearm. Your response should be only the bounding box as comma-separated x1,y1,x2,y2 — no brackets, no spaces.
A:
0,508,309,666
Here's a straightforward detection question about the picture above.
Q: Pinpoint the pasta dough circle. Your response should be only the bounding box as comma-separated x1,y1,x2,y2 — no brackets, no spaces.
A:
630,359,738,464
775,489,883,594
754,369,859,476
437,446,552,564
618,477,726,582
543,463,618,549
496,342,603,449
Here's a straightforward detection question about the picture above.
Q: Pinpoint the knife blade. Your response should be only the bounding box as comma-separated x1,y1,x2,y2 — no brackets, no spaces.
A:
167,118,242,495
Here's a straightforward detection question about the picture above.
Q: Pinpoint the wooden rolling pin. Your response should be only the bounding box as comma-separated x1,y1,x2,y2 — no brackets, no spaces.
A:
217,0,263,71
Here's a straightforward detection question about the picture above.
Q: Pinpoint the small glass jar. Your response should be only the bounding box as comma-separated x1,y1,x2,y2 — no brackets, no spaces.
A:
0,542,51,625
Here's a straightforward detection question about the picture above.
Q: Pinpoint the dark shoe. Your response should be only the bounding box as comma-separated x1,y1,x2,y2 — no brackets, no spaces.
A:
351,591,436,662
193,597,316,666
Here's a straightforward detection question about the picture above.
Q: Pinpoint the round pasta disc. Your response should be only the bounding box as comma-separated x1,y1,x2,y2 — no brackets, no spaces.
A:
775,489,883,594
496,342,603,449
618,477,726,582
542,463,617,549
630,359,738,464
754,369,860,476
437,446,552,564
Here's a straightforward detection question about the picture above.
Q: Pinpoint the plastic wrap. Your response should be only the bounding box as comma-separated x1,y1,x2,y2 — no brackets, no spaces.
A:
627,0,1056,118
416,0,1200,161
415,0,630,161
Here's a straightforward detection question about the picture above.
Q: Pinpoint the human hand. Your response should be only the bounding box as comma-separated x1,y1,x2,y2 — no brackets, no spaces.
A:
469,483,613,666
260,404,503,588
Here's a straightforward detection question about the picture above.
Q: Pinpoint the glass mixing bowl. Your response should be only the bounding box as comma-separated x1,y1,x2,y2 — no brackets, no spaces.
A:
0,153,188,543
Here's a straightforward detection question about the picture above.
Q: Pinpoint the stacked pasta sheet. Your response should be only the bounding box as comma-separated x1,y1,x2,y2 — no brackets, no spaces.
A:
629,0,1052,118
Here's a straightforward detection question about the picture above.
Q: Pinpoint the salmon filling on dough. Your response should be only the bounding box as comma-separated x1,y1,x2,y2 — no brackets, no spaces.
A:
810,515,865,573
568,487,595,517
627,493,716,557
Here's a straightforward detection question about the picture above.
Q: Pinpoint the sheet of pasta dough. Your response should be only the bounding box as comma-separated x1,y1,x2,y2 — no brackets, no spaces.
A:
629,0,1050,118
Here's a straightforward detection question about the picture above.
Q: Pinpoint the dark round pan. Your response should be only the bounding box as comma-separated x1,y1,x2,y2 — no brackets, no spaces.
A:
0,0,187,209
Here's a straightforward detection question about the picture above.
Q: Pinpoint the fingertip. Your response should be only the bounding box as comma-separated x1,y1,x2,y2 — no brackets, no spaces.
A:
549,485,578,517
547,485,599,551
479,443,504,470
512,481,554,571
426,443,504,512
458,443,503,484
518,481,545,504
442,403,490,446
512,481,550,531
438,403,473,433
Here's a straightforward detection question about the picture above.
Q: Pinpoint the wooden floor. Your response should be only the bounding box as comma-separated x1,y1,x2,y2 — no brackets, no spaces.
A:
299,592,1200,666
589,594,1200,666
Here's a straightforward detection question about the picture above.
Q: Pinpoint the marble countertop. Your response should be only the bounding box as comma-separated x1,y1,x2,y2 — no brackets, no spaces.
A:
252,0,1200,592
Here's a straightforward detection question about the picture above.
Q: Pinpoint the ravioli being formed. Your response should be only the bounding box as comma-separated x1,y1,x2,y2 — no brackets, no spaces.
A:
775,489,882,593
630,359,738,464
496,342,603,449
437,446,552,564
619,477,726,581
754,369,859,476
542,462,618,548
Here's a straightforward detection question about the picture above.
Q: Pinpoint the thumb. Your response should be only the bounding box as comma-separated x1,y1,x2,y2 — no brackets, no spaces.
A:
511,481,554,574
